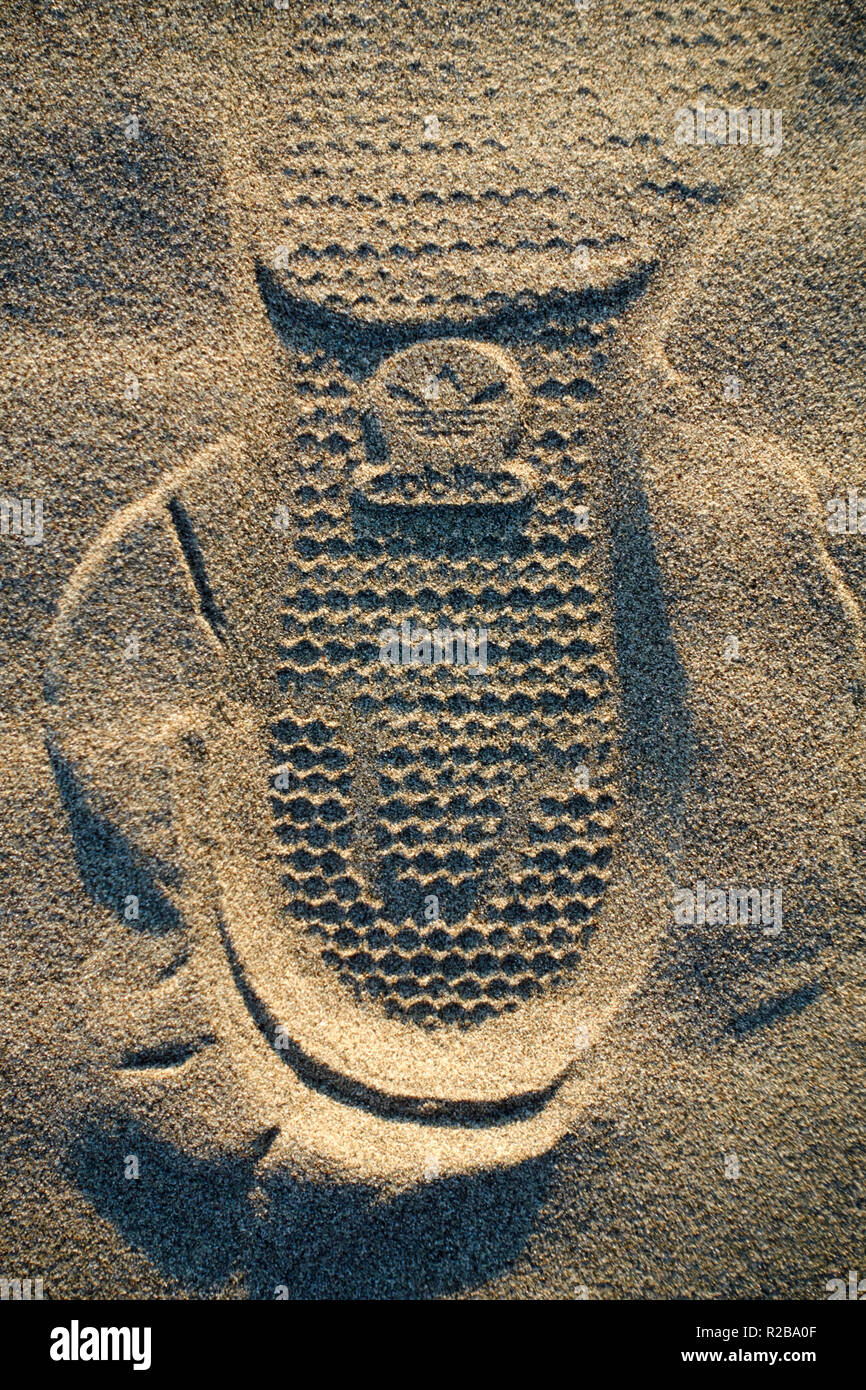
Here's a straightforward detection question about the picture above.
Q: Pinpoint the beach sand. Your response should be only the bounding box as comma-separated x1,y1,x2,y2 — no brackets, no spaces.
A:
1,0,864,1299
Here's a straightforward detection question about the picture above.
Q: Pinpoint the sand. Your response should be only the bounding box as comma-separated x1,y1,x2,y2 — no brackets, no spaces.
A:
0,0,864,1299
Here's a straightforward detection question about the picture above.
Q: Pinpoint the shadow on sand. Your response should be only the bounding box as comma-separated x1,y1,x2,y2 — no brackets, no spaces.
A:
68,1120,553,1299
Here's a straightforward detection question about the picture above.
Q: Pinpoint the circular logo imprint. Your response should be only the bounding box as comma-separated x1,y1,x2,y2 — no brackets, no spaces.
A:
357,340,534,503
